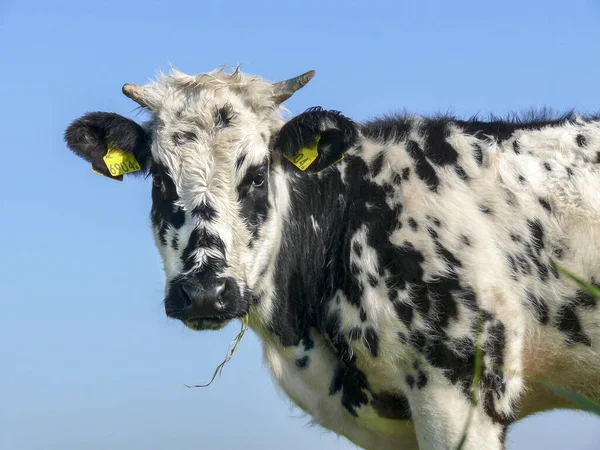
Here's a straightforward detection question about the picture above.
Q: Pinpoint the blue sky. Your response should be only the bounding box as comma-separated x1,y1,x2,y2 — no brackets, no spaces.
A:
1,0,600,448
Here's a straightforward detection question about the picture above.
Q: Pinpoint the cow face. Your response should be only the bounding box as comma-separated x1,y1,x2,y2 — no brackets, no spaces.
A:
65,68,317,331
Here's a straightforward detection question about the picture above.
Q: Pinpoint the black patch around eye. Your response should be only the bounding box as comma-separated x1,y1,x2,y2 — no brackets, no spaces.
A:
172,131,197,146
237,160,270,239
237,161,269,197
215,103,234,128
150,164,183,236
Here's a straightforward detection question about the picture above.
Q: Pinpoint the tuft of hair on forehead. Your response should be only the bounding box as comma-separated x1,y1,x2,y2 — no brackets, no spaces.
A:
143,65,281,114
164,65,267,90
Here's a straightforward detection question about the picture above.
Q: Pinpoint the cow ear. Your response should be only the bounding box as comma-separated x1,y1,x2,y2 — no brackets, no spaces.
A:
64,112,151,181
273,107,358,173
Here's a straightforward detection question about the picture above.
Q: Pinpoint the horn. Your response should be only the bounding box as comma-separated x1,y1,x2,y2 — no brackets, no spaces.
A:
272,70,316,104
122,83,151,108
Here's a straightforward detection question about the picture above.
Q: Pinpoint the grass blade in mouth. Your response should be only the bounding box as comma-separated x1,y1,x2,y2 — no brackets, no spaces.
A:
185,315,249,388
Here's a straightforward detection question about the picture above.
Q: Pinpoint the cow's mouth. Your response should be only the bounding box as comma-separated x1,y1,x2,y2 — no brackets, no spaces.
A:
183,317,230,331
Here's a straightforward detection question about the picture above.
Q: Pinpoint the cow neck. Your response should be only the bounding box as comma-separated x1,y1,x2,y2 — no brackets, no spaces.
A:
264,165,349,348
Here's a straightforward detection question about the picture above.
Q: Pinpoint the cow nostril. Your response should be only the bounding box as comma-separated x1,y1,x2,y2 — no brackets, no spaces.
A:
213,281,226,300
180,285,193,309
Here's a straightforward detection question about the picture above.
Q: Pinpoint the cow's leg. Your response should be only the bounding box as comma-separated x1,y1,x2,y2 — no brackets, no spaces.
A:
406,375,509,450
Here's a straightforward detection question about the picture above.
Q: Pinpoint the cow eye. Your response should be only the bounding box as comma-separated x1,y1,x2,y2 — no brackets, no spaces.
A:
153,174,163,187
252,172,266,187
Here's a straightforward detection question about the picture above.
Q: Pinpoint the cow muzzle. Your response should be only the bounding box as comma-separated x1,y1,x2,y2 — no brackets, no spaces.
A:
165,277,240,328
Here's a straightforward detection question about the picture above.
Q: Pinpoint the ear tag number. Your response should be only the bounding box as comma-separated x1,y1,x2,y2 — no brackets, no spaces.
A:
285,135,320,171
103,145,141,176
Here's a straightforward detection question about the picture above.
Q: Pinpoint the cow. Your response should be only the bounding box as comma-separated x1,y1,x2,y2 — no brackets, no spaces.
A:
64,67,600,450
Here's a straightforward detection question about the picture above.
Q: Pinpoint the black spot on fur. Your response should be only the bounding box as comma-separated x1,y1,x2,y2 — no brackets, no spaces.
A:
181,228,226,275
363,327,380,357
455,164,468,181
393,301,413,327
528,220,545,252
416,371,428,389
553,246,565,260
367,274,379,288
371,152,385,177
513,140,521,154
325,312,353,362
329,365,369,417
483,389,513,425
235,153,247,170
405,374,415,389
359,307,367,322
302,337,314,351
383,183,394,196
515,254,532,276
473,144,483,166
402,167,410,180
538,198,551,213
556,303,592,346
461,235,471,246
479,205,492,214
427,227,439,240
295,355,309,369
556,288,598,346
525,290,550,324
576,134,587,147
352,242,363,257
172,131,197,146
435,242,462,268
371,392,411,421
409,330,477,396
424,121,459,166
405,140,440,191
543,162,552,171
192,201,218,222
215,103,234,127
430,216,442,227
170,206,185,229
408,218,418,231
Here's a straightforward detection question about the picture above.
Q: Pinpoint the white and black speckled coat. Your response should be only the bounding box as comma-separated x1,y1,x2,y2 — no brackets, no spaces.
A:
65,67,600,450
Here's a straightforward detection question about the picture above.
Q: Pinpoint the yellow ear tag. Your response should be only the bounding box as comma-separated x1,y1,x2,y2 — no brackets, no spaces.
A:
102,144,141,177
285,135,320,171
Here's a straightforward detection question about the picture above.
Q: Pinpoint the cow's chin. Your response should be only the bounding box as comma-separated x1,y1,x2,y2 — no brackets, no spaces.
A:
183,318,231,331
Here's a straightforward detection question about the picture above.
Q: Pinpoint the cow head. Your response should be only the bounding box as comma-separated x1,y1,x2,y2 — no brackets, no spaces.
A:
65,68,353,332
